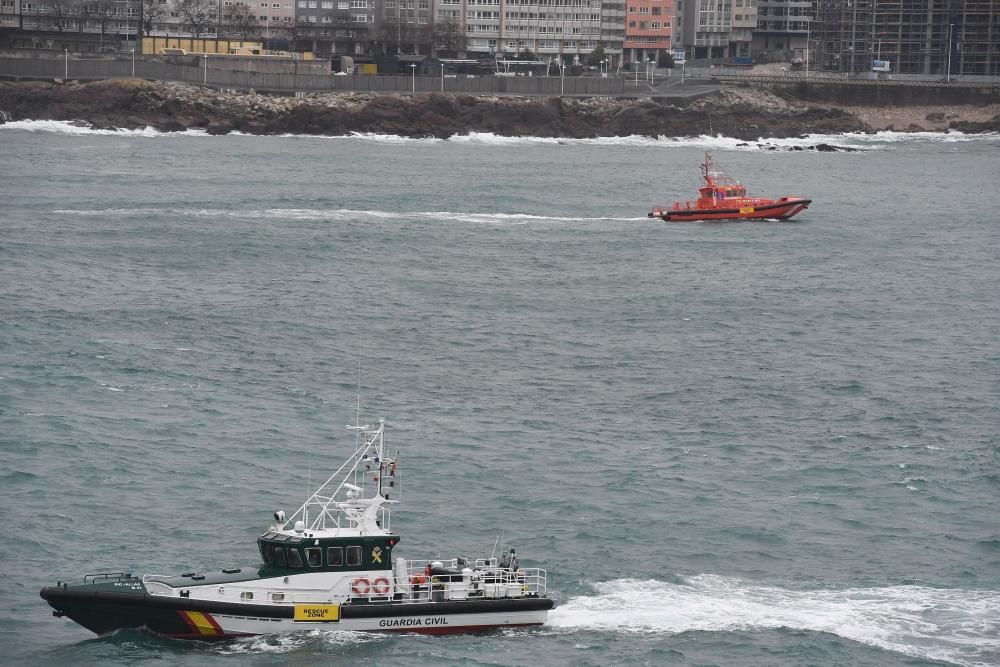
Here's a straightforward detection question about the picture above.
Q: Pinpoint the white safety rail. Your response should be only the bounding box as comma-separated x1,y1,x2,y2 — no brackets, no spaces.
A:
350,558,547,603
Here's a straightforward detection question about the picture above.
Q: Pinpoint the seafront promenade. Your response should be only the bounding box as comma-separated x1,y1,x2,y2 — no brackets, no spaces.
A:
1,53,997,106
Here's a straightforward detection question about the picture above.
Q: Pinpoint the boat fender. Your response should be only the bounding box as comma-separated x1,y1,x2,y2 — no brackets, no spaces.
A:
372,577,391,594
351,577,370,596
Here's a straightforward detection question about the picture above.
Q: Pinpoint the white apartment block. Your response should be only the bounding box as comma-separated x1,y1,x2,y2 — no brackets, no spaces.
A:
676,0,755,62
463,0,623,63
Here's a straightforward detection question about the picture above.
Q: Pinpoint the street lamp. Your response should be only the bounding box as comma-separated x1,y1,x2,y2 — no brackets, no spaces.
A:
63,48,68,79
560,61,565,95
410,63,416,93
131,48,135,77
203,53,208,85
805,20,810,78
440,62,445,92
946,23,953,82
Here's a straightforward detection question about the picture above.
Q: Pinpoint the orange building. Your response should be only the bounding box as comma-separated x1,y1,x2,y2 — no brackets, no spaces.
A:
624,0,674,65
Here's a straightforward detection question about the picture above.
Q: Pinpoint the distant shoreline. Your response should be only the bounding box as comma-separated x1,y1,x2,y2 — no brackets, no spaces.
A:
1,79,997,139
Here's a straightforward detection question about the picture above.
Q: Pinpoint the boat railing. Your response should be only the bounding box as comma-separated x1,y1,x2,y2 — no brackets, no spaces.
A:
84,572,135,584
382,558,547,603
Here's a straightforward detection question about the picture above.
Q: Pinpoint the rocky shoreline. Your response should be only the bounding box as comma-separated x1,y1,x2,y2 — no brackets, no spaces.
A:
1,79,997,140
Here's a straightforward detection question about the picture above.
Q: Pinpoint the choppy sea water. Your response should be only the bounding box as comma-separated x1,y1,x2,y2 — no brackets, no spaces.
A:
1,123,998,667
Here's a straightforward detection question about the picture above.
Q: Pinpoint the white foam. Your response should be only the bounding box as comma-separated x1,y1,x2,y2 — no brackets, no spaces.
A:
49,207,643,225
5,118,995,147
215,628,386,654
0,119,208,136
549,577,1000,667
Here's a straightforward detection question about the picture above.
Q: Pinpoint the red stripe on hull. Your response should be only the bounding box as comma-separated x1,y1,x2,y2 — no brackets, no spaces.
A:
159,624,543,640
381,622,544,635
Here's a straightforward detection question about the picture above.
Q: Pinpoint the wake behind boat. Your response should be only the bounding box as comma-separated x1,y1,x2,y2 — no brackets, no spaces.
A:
648,152,811,222
40,418,553,638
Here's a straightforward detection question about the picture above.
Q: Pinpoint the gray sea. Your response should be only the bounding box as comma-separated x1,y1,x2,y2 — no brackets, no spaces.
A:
1,123,998,666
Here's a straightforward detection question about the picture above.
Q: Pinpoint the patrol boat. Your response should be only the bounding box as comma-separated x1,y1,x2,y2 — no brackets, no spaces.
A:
40,419,553,638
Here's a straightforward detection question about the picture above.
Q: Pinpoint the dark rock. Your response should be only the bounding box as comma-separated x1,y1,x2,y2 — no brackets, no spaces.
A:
0,79,883,139
948,114,1000,133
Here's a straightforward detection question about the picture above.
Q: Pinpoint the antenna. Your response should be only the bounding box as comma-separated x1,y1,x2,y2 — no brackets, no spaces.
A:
354,354,361,489
355,355,362,430
490,529,505,560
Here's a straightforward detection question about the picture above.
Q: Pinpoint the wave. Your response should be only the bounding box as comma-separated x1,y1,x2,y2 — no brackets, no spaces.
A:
0,119,208,137
549,576,1000,667
6,120,995,149
215,628,387,654
51,207,645,225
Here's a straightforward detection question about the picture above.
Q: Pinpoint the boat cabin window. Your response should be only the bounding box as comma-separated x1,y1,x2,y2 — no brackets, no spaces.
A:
259,542,272,564
287,549,303,568
346,545,362,567
241,591,253,600
305,548,322,567
274,547,287,567
327,547,343,567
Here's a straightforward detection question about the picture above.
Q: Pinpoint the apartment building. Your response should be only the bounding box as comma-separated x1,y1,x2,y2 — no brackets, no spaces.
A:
751,0,809,62
623,0,673,65
463,0,617,65
676,0,755,62
814,0,996,76
1,0,20,30
0,0,644,64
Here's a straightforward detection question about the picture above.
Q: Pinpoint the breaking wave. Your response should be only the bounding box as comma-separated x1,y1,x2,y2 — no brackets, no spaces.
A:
213,628,388,654
549,577,1000,667
0,120,207,137
5,120,995,150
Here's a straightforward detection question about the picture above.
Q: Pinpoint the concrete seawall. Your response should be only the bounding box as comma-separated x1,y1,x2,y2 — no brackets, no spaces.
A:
713,75,1000,106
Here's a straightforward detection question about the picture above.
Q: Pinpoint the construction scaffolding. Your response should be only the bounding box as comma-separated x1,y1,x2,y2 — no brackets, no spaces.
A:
813,0,996,77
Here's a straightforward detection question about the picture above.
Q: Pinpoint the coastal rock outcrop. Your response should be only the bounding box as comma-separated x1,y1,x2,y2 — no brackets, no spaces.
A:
0,78,938,140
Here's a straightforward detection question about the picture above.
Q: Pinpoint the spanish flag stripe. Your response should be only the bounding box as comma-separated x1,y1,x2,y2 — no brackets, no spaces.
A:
179,610,222,635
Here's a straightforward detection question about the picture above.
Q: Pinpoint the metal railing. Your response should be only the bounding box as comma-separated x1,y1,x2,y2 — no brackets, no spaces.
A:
0,55,625,96
384,558,548,603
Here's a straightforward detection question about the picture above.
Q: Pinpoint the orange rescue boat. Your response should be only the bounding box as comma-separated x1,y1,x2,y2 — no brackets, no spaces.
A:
648,152,811,222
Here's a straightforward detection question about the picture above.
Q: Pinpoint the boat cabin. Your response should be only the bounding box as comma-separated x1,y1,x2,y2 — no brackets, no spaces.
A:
257,533,398,573
699,183,748,207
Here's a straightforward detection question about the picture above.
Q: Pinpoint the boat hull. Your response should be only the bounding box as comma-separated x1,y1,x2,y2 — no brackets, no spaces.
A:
650,198,811,222
40,586,553,639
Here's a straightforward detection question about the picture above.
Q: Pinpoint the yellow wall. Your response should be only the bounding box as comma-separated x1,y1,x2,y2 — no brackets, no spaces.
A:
142,37,263,56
